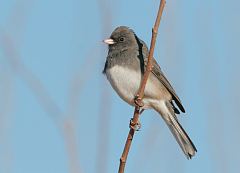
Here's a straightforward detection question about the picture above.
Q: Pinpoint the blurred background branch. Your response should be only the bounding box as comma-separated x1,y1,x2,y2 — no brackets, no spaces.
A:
95,0,113,172
0,69,14,173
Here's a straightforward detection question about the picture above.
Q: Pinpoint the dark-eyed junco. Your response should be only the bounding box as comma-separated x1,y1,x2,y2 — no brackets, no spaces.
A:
103,26,197,159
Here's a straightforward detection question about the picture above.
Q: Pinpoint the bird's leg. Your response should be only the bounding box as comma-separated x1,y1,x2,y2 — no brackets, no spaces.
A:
129,96,145,131
134,94,144,107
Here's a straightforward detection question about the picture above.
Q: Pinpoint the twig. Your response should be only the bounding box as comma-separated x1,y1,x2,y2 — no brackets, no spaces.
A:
62,119,83,173
0,72,14,173
96,0,113,172
118,0,166,172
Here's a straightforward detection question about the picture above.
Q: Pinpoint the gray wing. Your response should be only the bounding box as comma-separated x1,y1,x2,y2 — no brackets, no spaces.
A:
150,58,185,113
139,38,185,113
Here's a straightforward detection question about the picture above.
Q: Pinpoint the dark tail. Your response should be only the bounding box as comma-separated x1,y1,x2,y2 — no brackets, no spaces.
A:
166,113,197,159
155,101,197,159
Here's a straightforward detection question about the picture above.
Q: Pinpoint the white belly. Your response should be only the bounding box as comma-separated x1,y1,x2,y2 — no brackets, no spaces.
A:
105,65,161,108
106,65,140,105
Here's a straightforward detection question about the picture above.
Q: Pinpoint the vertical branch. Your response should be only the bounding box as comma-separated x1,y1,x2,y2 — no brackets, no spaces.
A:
96,0,113,172
0,72,14,173
64,48,99,173
62,119,82,173
118,0,166,173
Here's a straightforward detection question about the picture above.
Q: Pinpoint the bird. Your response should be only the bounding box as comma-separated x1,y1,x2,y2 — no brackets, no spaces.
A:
103,26,197,159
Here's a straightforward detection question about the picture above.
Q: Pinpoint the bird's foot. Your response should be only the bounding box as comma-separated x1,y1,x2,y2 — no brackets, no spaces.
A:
129,118,141,131
134,95,144,107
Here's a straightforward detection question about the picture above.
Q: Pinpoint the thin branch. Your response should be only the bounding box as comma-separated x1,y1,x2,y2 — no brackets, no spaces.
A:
118,0,166,172
62,119,83,173
95,0,114,172
64,48,99,173
0,71,14,173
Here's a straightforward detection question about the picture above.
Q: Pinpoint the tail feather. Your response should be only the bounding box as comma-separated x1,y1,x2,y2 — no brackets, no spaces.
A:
154,101,197,159
167,114,197,159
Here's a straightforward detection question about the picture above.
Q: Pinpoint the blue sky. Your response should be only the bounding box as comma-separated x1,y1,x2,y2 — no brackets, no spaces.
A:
0,0,240,173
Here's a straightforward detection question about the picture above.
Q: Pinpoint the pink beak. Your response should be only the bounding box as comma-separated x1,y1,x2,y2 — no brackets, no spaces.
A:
103,38,115,45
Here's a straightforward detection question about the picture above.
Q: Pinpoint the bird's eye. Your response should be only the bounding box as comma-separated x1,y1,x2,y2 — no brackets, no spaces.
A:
119,37,125,42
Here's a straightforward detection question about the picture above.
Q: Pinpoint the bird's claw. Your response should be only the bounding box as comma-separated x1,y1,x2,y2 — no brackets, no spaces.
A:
134,95,144,107
129,118,141,131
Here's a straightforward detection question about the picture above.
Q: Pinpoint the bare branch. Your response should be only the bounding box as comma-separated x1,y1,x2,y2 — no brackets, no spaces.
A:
95,0,114,172
62,119,83,173
118,0,166,172
0,71,14,173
